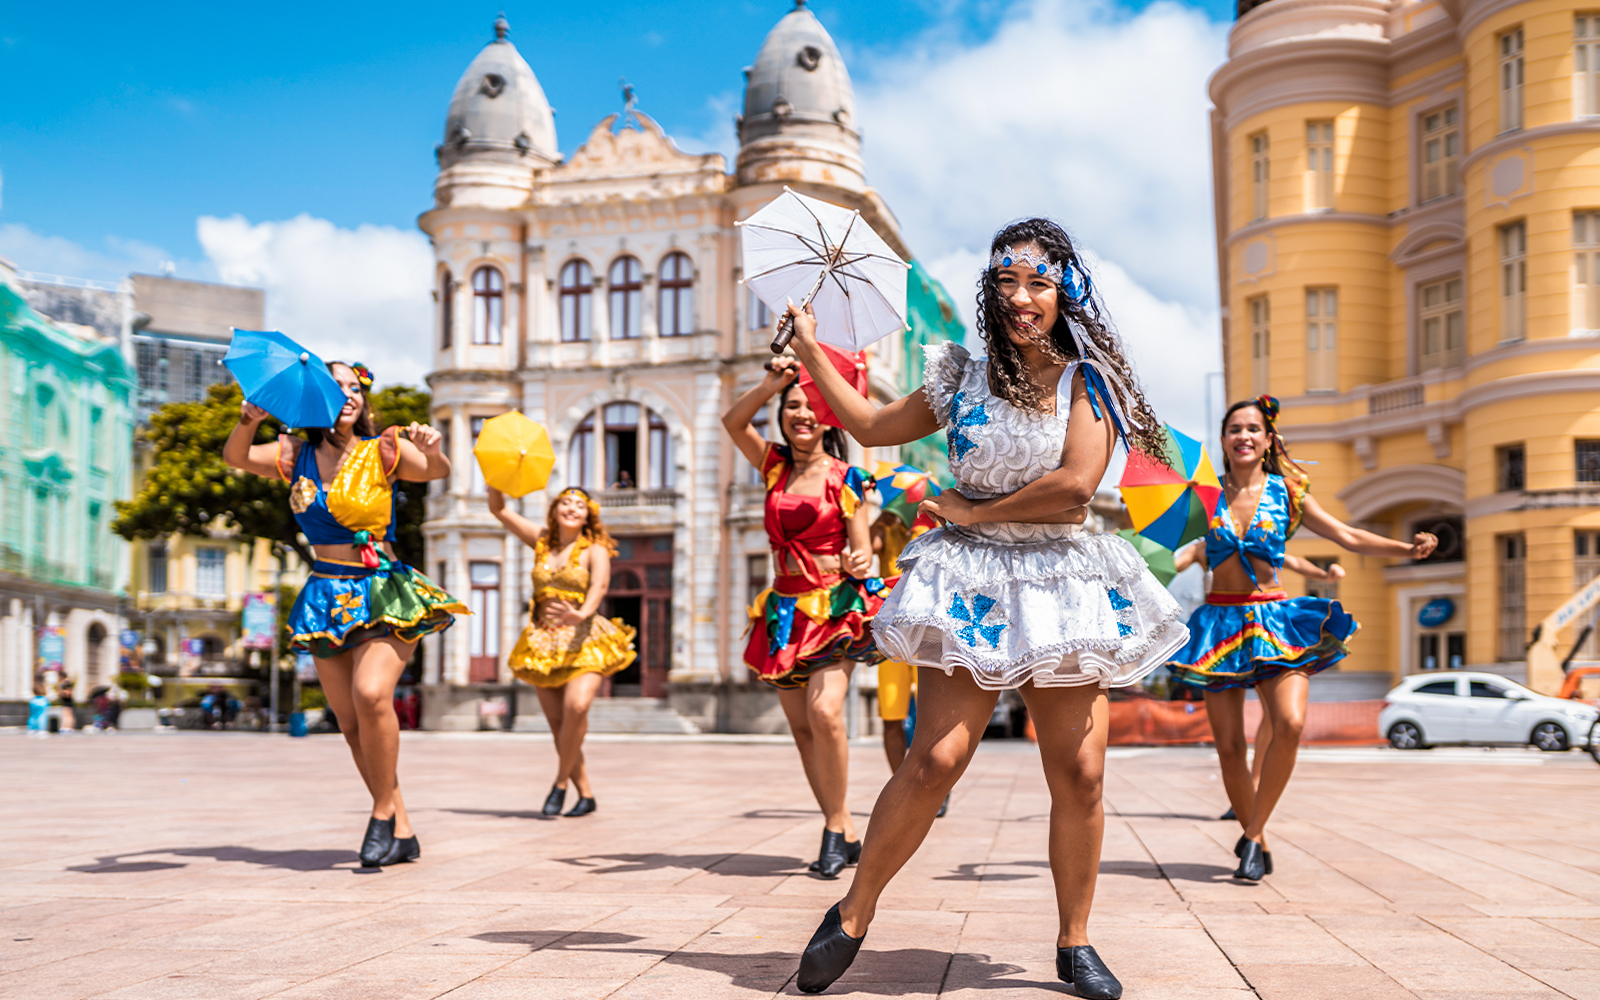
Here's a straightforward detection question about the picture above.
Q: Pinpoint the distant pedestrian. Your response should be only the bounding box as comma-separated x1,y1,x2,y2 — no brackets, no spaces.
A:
56,677,76,732
27,681,50,737
490,485,636,818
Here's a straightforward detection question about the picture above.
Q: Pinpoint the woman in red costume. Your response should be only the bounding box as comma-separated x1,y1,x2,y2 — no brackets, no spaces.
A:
723,356,882,879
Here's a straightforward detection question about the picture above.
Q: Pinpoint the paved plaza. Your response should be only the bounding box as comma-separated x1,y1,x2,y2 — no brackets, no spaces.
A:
3,730,1600,999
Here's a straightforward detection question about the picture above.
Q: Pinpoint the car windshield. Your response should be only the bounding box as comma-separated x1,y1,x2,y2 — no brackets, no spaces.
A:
1415,680,1457,696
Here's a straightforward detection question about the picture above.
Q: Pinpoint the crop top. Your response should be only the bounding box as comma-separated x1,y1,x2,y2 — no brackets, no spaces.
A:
1203,472,1307,588
279,428,401,549
760,442,871,584
532,534,592,607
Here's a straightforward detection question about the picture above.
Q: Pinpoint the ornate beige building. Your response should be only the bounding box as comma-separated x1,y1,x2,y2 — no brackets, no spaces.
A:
418,8,935,726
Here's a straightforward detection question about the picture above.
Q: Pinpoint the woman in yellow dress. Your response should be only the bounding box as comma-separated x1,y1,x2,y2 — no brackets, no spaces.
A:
489,485,637,817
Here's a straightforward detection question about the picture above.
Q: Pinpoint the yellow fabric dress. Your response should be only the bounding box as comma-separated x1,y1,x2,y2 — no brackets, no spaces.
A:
507,535,638,688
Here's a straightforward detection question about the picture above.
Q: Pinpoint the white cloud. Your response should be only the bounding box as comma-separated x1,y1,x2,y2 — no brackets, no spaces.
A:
197,214,436,389
0,222,184,282
854,0,1228,440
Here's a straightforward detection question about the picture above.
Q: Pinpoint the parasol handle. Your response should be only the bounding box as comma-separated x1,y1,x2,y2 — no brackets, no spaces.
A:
769,266,833,355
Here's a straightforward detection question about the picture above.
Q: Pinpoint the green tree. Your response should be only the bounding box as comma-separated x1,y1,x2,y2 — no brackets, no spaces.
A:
370,384,432,567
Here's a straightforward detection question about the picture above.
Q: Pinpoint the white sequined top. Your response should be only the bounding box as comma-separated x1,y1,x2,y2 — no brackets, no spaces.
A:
923,342,1089,543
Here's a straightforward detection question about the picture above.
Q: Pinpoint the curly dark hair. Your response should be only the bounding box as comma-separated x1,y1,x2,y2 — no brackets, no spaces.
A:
975,218,1166,458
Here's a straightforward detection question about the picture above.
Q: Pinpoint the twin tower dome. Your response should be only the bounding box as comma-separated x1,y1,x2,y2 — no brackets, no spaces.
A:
436,2,863,189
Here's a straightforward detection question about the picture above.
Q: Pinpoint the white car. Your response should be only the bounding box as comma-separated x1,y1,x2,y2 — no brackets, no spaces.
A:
1380,672,1599,751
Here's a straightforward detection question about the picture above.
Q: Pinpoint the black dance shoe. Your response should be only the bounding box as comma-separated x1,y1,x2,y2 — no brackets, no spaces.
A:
1233,835,1273,876
1220,806,1236,821
1056,945,1123,999
814,829,850,879
541,785,567,817
379,834,420,866
797,903,865,994
359,816,395,868
565,797,597,817
936,793,949,818
808,838,860,873
1234,839,1266,881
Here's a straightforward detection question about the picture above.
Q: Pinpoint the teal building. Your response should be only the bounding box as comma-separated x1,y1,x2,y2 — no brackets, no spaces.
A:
0,261,136,707
899,261,964,484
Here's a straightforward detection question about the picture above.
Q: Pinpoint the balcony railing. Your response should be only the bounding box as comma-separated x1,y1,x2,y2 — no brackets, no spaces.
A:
597,488,680,508
1368,380,1425,415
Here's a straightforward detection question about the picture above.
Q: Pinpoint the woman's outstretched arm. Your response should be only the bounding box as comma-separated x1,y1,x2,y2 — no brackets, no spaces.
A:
723,357,798,469
1299,494,1437,560
487,487,544,549
785,304,939,448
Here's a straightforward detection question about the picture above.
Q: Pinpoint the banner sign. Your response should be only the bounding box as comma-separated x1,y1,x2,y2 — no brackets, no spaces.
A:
37,627,64,670
241,593,275,650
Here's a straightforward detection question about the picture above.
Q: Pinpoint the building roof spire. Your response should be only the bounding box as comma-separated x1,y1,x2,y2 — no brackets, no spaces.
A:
494,13,509,40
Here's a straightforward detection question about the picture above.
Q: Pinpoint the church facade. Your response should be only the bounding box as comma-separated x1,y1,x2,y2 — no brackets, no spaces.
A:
417,6,957,722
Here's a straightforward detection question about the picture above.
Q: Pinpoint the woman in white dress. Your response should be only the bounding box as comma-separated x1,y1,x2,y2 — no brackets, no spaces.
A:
785,219,1189,998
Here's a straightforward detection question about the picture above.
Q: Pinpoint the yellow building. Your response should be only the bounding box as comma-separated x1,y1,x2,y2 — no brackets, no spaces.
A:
1210,0,1600,693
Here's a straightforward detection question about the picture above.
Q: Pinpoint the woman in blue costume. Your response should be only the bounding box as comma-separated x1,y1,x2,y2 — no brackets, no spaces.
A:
785,219,1188,999
1165,396,1436,881
224,362,467,868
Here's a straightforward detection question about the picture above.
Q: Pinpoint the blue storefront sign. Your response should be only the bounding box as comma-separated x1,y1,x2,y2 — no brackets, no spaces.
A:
1418,597,1455,628
37,627,64,670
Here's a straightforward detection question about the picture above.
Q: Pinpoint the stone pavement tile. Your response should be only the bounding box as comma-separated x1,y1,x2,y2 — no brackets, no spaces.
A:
1314,914,1512,970
1237,964,1415,1000
1418,836,1600,906
437,979,628,999
395,905,626,956
1539,918,1600,947
1387,965,1568,999
1337,823,1576,908
1201,912,1369,967
123,900,401,951
0,947,215,1000
0,910,222,973
267,951,518,1000
90,972,303,999
1427,916,1600,970
1524,968,1600,998
775,981,940,998
1123,816,1262,902
1267,823,1484,910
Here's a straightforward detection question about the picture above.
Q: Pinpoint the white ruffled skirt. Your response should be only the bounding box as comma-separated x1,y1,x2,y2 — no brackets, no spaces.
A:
873,522,1190,690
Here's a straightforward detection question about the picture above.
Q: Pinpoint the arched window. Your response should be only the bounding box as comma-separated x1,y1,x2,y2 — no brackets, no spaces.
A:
560,260,593,343
603,402,641,486
659,252,694,336
566,403,675,493
608,256,643,340
439,269,454,349
471,266,503,345
647,409,674,489
567,412,595,489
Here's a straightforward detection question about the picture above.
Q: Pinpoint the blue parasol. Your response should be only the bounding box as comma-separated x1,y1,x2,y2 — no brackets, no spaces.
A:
223,329,348,429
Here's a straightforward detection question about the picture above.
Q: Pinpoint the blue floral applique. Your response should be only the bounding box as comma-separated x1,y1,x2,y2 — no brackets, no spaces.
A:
1107,588,1135,638
946,390,989,461
949,591,1007,648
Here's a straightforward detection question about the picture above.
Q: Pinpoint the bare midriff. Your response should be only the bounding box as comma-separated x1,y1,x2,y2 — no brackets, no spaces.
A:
1208,553,1280,598
313,542,398,564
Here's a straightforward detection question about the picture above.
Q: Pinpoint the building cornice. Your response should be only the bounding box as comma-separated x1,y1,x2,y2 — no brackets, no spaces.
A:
1466,487,1600,520
1336,463,1466,520
1461,120,1600,172
1223,211,1390,251
1455,0,1539,39
1457,368,1600,410
1464,333,1600,374
1211,37,1391,131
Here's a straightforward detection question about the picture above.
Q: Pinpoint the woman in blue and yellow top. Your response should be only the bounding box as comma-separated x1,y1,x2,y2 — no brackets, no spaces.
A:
224,361,466,869
1165,396,1435,881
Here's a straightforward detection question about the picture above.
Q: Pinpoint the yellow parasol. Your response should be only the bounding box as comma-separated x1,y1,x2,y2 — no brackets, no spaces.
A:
472,411,556,497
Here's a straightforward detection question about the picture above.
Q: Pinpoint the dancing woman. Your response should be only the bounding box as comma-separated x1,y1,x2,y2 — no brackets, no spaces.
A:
223,362,466,868
722,359,881,879
1165,397,1434,880
787,218,1188,998
489,485,637,817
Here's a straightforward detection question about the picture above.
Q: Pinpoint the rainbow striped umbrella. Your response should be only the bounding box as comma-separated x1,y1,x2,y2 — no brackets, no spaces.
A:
1118,425,1222,551
872,462,942,528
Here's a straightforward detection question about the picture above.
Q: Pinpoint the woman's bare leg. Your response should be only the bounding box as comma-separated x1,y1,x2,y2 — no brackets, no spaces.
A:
1019,683,1110,948
837,668,996,937
341,636,417,837
557,672,603,798
1243,670,1310,843
535,685,568,788
315,651,376,797
1205,687,1255,839
1250,711,1272,786
805,662,857,840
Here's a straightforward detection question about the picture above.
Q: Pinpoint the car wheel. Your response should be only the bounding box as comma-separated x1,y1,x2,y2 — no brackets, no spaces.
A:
1387,721,1426,750
1589,720,1600,766
1530,721,1570,752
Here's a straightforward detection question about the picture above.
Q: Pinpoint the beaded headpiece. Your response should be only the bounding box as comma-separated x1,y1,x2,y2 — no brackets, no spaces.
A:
989,244,1064,284
556,487,600,515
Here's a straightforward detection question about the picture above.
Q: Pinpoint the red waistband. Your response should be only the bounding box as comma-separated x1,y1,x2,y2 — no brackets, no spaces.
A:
1207,589,1289,606
773,572,843,596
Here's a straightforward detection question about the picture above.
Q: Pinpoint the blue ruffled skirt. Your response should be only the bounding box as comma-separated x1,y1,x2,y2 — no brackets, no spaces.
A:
1166,595,1357,691
289,560,468,659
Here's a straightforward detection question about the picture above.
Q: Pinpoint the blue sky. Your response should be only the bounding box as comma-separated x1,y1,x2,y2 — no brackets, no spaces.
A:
0,0,1228,272
1,0,1233,436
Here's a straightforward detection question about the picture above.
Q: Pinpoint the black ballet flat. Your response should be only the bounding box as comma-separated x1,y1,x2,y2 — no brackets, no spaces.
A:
379,834,420,866
1220,806,1236,821
541,785,567,817
359,816,395,868
1234,839,1266,881
565,797,597,817
797,903,865,994
814,829,849,879
936,794,949,818
1233,835,1273,875
808,838,860,873
1056,945,1123,999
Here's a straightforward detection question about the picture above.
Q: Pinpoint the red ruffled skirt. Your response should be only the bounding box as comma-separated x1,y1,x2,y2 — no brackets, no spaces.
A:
744,573,885,689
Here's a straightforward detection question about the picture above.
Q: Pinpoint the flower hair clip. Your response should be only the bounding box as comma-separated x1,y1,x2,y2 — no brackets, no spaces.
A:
347,363,375,390
990,245,1064,284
